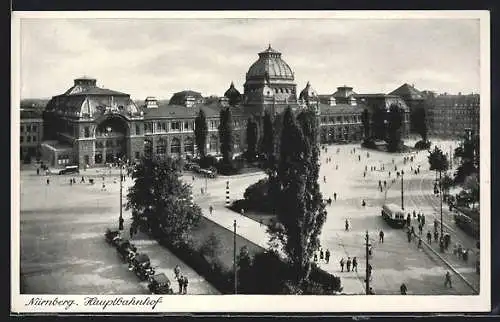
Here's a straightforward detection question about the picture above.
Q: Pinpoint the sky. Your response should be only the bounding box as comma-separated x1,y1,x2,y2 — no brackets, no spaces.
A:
19,17,481,100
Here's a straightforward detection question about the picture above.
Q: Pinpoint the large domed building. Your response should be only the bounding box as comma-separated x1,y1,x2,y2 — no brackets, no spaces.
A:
243,45,299,116
38,45,412,168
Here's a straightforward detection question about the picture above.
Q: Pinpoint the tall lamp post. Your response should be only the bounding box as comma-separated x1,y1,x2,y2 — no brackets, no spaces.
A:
439,170,443,242
401,169,404,210
118,157,124,231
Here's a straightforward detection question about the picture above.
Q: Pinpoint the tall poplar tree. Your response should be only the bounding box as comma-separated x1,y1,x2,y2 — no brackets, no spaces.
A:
218,107,234,164
194,109,208,158
261,111,275,170
246,116,259,161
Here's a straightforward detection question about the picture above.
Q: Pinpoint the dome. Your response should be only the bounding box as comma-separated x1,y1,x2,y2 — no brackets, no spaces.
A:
246,45,294,81
224,82,242,106
299,81,317,101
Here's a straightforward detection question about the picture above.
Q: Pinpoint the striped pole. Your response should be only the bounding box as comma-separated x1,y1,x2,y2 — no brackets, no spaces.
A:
226,181,230,207
189,189,194,206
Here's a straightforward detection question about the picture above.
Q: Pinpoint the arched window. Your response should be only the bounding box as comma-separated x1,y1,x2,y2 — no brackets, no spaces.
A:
171,137,181,154
209,134,218,153
184,137,194,154
84,126,90,138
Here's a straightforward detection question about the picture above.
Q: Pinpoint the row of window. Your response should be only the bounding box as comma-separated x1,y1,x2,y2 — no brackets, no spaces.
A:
320,115,361,124
95,139,124,148
20,125,38,133
20,135,38,143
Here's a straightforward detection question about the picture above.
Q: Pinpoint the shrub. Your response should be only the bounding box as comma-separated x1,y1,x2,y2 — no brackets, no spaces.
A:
217,159,244,175
415,140,431,150
242,178,274,213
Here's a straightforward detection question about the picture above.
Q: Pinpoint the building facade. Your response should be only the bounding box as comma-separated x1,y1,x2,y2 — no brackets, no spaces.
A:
39,46,415,168
425,93,480,137
20,108,44,161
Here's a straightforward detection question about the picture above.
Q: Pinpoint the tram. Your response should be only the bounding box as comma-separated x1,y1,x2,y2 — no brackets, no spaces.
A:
381,203,406,228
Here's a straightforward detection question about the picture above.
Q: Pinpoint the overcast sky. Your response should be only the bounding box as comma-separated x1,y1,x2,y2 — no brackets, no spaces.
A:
19,18,480,100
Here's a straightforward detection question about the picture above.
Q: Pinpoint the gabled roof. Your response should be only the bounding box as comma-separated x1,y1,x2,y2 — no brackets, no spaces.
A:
389,83,424,100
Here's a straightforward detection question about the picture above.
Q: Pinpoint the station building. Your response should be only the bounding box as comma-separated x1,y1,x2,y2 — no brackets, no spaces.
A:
40,45,411,168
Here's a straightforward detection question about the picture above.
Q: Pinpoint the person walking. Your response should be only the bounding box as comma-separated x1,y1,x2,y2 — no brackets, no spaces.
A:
434,230,439,243
427,231,432,244
406,214,411,227
352,257,358,272
314,253,318,262
379,230,384,243
81,176,85,183
407,229,412,243
129,226,134,239
182,276,189,294
320,249,324,261
177,275,184,294
421,214,425,226
400,283,408,295
36,168,40,175
46,178,50,185
418,223,423,235
174,265,181,280
346,257,352,272
325,249,330,264
444,271,452,288
334,192,337,201
209,205,213,215
340,258,345,272
323,176,326,183
345,219,349,231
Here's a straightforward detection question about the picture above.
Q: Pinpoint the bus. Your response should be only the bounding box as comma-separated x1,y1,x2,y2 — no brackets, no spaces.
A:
381,203,406,228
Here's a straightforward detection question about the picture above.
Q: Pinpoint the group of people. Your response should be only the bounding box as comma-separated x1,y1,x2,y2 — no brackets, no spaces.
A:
313,248,331,264
173,265,189,294
339,256,358,272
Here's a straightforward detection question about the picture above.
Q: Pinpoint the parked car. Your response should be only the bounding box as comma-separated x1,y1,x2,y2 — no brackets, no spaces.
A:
58,165,79,175
148,273,173,294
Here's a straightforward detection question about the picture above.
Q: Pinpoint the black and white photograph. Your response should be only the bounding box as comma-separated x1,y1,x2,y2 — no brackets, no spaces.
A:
11,11,490,313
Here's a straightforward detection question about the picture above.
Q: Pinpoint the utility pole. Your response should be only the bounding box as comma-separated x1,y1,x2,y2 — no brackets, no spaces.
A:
401,170,404,210
365,230,370,294
439,170,443,241
118,159,124,231
233,219,237,294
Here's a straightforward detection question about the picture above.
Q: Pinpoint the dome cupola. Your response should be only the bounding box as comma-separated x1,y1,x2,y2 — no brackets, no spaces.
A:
246,44,294,81
224,81,242,106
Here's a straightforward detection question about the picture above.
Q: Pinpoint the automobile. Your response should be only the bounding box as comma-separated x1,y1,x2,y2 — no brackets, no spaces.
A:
130,253,154,280
184,162,197,171
58,165,79,175
148,273,174,294
199,168,216,178
116,240,137,261
190,164,201,173
104,229,121,245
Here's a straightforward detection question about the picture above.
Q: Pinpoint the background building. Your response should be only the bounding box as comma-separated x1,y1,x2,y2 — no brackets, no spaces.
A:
425,92,480,137
20,107,43,162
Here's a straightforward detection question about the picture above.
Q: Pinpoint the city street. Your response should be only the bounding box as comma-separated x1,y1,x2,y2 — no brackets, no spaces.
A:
19,169,219,295
19,138,479,295
190,139,479,295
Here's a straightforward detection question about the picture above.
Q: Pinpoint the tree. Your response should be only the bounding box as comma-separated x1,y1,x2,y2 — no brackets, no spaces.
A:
218,107,234,164
428,146,449,175
268,107,326,286
261,111,275,170
463,173,479,209
361,108,370,139
387,105,404,152
194,109,208,158
236,246,254,293
413,106,428,142
371,108,386,141
454,131,479,183
246,116,259,161
126,155,201,245
200,232,221,260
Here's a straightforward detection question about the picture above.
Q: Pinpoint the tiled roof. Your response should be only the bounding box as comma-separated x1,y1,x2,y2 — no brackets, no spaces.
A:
389,83,424,100
74,87,129,96
319,103,364,114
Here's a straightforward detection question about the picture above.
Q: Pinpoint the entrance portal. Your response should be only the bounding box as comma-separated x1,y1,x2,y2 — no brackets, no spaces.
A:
95,116,128,165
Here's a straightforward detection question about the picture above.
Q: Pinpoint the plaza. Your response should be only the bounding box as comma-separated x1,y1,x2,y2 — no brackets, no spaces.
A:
19,134,479,295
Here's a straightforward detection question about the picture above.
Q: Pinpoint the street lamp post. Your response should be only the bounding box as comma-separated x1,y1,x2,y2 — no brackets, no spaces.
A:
118,158,124,231
439,170,443,242
233,219,237,294
401,169,404,210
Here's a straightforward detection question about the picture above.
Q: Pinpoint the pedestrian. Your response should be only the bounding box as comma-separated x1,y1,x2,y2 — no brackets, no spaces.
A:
358,155,361,161
192,176,195,182
368,245,373,258
69,178,73,185
174,265,181,280
209,205,213,215
336,164,338,170
383,180,386,188
400,283,408,295
81,176,85,183
362,199,366,207
345,219,349,231
434,219,439,231
102,183,106,191
418,224,423,235
323,176,326,183
379,230,384,243
407,229,412,243
340,258,345,272
352,257,358,272
411,226,415,237
314,253,318,262
406,214,411,227
421,214,425,226
334,192,337,201
418,237,422,249
201,187,204,194
46,178,50,185
129,227,134,239
427,231,432,244
320,249,324,261
368,287,375,295
388,171,391,177
182,276,189,294
345,257,352,272
444,271,452,288
417,213,421,224
367,263,373,281
36,168,40,175
178,275,183,294
325,249,330,263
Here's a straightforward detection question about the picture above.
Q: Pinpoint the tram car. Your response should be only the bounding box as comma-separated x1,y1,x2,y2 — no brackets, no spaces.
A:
452,205,480,242
381,203,406,228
